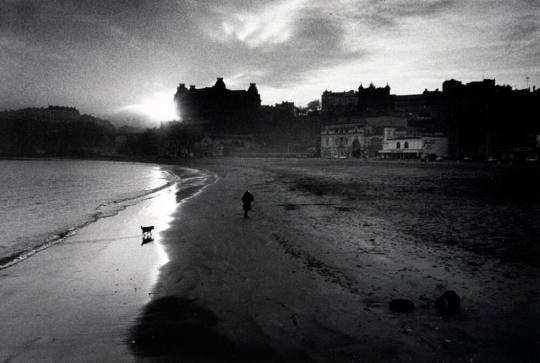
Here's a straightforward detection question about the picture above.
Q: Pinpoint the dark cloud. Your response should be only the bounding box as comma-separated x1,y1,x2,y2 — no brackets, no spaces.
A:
250,17,363,87
0,0,208,111
1,0,539,116
505,14,540,41
382,0,456,17
182,14,363,89
350,0,457,28
0,0,204,46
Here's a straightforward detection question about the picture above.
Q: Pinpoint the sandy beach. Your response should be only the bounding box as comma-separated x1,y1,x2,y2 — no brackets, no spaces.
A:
135,158,539,362
0,165,213,362
1,158,539,362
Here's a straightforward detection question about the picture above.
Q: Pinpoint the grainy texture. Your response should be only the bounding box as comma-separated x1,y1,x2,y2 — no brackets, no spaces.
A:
138,158,540,362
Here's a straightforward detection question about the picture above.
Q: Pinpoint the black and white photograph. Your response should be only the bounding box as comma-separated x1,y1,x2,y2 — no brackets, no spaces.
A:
0,0,539,361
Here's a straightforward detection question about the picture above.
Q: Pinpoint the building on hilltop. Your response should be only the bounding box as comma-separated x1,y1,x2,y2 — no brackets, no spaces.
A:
274,101,297,117
321,83,393,117
257,102,320,156
440,78,540,159
321,90,358,115
173,77,261,133
392,90,442,119
320,77,540,160
357,83,393,113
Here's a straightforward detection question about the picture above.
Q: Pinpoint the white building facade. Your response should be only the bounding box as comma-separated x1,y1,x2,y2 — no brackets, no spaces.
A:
380,128,448,159
321,124,366,158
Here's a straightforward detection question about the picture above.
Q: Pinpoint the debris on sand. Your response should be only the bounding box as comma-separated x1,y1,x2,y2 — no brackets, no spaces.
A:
389,299,415,312
435,290,461,314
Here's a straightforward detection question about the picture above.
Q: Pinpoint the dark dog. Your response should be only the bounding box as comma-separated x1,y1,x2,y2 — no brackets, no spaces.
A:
141,225,154,240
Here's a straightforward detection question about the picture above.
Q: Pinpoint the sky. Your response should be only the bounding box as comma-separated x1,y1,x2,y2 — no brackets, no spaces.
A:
1,0,539,124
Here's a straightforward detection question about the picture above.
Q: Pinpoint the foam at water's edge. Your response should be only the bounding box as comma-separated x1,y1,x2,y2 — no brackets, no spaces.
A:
0,166,214,271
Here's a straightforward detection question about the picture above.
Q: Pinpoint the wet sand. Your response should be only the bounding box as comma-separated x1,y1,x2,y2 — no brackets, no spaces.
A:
132,158,539,362
1,158,539,362
0,166,211,362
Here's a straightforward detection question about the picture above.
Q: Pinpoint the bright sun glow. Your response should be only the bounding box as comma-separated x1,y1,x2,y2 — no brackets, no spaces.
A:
121,92,179,122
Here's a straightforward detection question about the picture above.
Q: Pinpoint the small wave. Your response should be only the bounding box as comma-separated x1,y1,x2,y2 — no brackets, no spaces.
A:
0,166,214,271
0,228,77,270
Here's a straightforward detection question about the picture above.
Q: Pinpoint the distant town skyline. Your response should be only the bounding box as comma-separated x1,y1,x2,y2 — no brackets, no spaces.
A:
1,0,539,123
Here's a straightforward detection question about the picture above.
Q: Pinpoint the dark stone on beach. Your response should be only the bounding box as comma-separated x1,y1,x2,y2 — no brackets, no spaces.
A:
435,290,461,314
389,299,415,312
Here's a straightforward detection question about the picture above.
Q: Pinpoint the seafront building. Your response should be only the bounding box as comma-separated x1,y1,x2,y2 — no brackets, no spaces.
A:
379,128,449,159
320,78,539,160
320,116,407,158
165,76,539,160
320,121,449,159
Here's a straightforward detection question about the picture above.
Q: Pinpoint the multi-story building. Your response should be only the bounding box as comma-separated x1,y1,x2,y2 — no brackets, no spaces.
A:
379,128,448,159
274,101,297,117
320,116,408,158
321,90,358,114
321,83,393,116
321,123,365,158
392,90,441,119
357,83,392,113
173,78,261,133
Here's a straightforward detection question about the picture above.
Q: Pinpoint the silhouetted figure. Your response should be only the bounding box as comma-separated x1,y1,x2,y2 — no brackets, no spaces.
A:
242,190,254,218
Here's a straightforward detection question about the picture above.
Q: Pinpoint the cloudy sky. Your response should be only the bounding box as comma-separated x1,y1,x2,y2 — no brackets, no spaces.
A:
1,0,539,123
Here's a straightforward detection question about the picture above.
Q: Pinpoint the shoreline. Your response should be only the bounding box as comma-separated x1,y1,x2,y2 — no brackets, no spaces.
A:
0,160,184,271
1,157,538,362
129,157,540,362
3,153,534,168
0,162,215,361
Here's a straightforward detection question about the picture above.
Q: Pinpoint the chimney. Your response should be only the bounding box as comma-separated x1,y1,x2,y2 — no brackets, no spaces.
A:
189,85,195,90
214,77,226,90
248,83,258,94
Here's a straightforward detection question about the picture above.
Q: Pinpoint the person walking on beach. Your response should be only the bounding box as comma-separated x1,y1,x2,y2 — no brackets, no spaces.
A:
242,190,254,218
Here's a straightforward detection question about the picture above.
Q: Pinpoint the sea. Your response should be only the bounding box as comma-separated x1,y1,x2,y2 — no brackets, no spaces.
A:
0,159,180,269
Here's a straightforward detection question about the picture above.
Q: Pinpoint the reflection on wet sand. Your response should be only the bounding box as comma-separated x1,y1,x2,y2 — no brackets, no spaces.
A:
0,166,195,361
140,184,177,290
128,159,540,363
128,169,221,360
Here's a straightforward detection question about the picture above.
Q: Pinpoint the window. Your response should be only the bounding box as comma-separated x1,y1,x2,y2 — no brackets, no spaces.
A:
396,142,401,149
404,141,409,149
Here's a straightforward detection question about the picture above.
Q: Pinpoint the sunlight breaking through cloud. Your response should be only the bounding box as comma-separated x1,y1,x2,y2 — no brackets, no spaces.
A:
119,92,179,122
220,0,308,48
1,0,539,118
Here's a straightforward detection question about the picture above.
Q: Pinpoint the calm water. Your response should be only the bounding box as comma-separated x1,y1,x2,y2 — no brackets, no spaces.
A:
0,159,178,268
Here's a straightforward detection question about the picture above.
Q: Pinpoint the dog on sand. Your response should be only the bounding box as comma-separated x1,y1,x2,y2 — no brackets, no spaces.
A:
141,225,154,240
